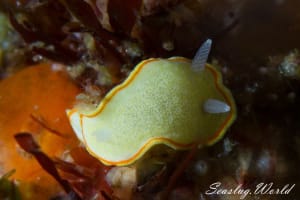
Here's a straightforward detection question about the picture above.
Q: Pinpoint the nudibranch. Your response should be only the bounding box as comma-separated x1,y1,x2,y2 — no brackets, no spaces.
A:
67,39,236,166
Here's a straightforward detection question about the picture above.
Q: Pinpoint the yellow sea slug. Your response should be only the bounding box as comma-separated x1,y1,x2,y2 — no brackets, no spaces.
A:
67,39,236,166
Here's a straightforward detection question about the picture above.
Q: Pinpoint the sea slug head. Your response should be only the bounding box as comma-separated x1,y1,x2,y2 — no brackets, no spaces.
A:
67,39,236,166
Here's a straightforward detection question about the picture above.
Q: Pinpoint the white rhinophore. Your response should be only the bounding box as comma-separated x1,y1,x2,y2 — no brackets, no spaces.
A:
203,98,231,114
191,39,212,72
